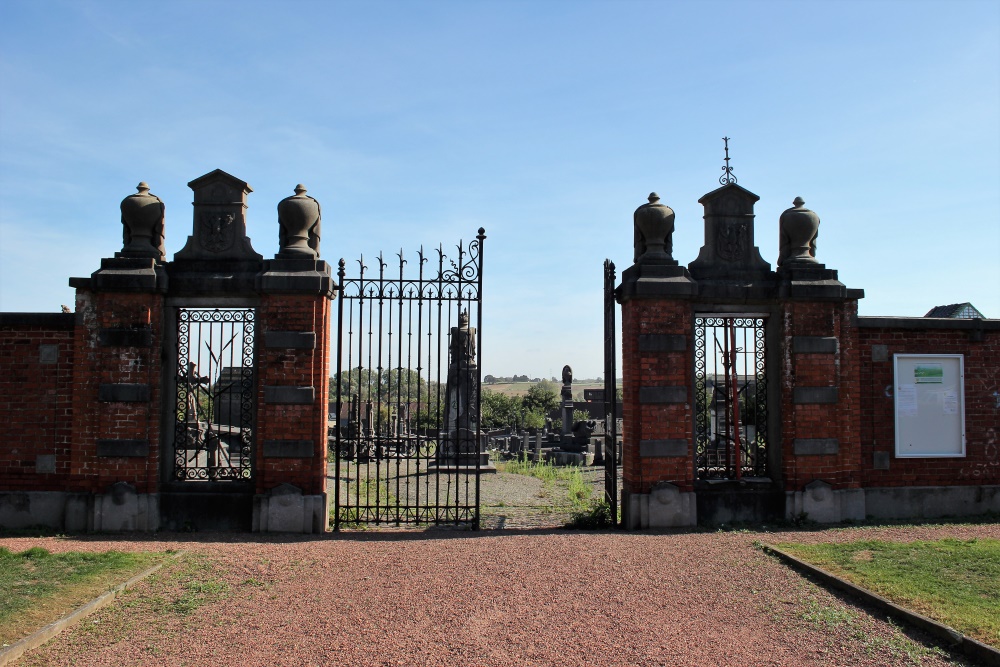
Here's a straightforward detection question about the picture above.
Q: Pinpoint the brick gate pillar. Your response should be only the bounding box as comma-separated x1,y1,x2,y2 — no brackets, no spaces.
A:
777,254,865,522
66,183,169,530
618,193,698,528
253,185,336,533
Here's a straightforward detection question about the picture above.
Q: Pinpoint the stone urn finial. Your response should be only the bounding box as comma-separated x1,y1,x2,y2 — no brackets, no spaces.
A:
633,191,676,264
120,182,165,260
778,196,819,267
277,184,321,259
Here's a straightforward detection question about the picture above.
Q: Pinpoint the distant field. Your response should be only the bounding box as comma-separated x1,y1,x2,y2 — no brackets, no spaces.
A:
484,381,615,399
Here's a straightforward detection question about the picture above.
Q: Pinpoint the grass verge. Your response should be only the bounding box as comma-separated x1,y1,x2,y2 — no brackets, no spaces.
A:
0,547,169,647
775,537,1000,646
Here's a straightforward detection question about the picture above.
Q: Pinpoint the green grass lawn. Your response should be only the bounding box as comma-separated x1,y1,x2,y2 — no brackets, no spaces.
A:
0,547,168,646
775,537,1000,646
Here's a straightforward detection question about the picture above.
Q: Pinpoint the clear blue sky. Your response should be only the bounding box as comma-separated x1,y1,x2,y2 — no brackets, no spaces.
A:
1,0,998,380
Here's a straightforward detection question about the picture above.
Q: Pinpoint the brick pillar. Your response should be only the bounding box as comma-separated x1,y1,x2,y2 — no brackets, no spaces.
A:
617,257,698,529
778,265,864,522
67,257,166,530
254,259,335,532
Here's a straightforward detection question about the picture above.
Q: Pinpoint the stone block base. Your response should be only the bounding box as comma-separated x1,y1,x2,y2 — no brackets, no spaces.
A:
787,483,1000,523
0,485,159,532
786,481,865,524
862,485,1000,520
252,484,327,533
624,482,697,529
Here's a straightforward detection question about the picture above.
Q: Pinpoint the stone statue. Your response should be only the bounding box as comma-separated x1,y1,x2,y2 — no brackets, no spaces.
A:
778,197,819,267
562,365,573,386
633,192,675,263
277,184,322,259
449,309,476,367
120,182,165,260
441,307,481,465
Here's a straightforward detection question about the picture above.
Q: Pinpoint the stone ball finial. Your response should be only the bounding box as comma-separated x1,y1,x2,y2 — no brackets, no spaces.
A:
633,191,676,264
120,181,165,260
778,196,820,267
277,183,322,259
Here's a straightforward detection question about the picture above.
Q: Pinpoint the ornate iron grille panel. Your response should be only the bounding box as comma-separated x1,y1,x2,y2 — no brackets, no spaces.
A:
694,316,768,480
333,229,485,529
602,259,619,523
173,308,255,481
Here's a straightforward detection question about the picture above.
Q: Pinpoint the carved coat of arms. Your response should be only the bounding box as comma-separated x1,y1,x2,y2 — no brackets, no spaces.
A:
717,221,748,262
200,212,235,253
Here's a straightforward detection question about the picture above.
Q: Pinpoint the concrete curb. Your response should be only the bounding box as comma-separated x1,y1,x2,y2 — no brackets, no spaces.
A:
0,550,184,666
762,544,1000,667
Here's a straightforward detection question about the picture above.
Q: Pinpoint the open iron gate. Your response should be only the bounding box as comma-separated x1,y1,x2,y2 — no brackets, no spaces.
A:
333,230,485,529
603,259,619,523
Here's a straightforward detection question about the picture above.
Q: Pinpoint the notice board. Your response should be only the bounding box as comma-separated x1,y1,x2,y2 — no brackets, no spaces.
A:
894,354,965,457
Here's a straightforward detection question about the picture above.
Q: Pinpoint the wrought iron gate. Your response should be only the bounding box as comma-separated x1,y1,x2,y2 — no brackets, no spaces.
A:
172,308,256,481
694,315,768,480
602,259,619,522
333,230,485,529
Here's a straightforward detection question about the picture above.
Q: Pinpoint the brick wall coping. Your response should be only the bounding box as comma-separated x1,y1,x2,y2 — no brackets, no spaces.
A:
857,316,1000,331
0,312,75,328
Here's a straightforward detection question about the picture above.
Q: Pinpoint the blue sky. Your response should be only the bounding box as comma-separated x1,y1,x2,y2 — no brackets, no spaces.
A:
1,0,998,379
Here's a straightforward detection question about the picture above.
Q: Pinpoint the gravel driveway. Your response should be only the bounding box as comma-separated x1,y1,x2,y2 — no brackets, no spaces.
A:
4,521,998,667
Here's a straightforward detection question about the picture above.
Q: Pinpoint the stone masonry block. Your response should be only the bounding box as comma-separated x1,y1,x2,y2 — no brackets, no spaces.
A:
639,386,687,404
792,387,839,404
98,383,151,403
793,438,839,456
97,439,149,457
792,336,838,354
265,331,316,349
35,455,56,473
99,327,153,347
639,439,688,457
871,344,889,362
39,344,59,364
648,482,697,528
638,334,687,352
263,386,315,404
263,440,314,458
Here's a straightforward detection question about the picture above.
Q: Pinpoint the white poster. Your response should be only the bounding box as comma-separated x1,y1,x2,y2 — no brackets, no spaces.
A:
943,390,958,415
896,385,918,417
894,354,965,457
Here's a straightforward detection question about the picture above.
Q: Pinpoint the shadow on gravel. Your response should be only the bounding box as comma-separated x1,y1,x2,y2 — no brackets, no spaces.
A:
3,512,996,547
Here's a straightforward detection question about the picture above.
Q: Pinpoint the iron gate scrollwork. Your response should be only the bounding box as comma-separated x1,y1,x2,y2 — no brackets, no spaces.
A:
173,308,256,481
694,316,768,480
333,229,485,529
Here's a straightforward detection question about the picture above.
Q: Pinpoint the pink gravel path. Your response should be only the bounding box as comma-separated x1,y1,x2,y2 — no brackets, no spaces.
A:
4,522,998,667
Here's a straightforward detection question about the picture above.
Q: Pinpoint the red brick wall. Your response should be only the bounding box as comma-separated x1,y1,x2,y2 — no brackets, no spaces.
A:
255,294,332,496
780,300,862,491
621,299,693,494
0,315,75,491
858,322,1000,487
69,289,163,494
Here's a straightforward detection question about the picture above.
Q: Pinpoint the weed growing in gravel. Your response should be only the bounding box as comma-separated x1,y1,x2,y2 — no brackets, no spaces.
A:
798,596,947,665
496,457,592,509
564,499,617,529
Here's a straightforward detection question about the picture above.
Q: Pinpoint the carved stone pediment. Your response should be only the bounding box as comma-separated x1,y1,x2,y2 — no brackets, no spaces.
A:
688,182,771,281
174,169,262,262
